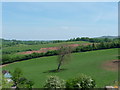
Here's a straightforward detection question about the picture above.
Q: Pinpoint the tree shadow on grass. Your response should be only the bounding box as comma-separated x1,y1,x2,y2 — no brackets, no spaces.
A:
43,68,67,73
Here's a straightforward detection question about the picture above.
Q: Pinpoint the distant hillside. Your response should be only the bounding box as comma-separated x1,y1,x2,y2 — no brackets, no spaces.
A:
96,36,118,39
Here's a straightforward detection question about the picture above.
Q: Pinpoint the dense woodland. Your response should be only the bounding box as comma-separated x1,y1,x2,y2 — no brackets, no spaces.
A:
1,37,120,65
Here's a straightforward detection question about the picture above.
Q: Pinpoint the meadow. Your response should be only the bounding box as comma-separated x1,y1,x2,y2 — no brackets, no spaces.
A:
3,48,118,88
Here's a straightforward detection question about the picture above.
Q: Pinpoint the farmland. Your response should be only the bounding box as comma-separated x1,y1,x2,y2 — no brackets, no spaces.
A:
3,48,118,88
2,41,90,55
2,2,119,88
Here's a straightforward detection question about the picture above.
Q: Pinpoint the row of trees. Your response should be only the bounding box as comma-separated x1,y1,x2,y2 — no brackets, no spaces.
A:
2,50,59,64
74,41,119,52
2,39,65,48
2,41,120,65
67,37,119,43
2,37,119,48
2,37,119,55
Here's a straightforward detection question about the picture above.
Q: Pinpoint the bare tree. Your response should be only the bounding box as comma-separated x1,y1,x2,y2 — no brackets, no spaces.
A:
57,44,73,71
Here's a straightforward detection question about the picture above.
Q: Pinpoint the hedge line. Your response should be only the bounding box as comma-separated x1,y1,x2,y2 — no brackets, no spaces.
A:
2,41,120,65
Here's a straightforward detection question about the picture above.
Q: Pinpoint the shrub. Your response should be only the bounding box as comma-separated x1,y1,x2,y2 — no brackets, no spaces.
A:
11,68,34,88
17,77,34,88
44,76,66,88
66,74,96,88
0,74,13,89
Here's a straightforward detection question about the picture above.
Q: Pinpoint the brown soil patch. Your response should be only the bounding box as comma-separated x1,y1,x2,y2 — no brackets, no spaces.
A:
102,60,120,71
0,64,9,68
19,43,93,55
19,44,80,55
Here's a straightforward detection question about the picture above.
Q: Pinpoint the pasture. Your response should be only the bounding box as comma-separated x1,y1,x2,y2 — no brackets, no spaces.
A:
3,48,118,88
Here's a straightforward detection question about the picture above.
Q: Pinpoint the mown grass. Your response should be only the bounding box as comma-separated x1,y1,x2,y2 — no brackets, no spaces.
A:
3,48,118,88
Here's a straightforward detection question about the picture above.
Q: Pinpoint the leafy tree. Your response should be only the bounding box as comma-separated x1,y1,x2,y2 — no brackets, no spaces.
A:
57,44,72,71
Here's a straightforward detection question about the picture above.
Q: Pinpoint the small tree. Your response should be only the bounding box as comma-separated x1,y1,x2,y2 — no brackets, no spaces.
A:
57,44,72,71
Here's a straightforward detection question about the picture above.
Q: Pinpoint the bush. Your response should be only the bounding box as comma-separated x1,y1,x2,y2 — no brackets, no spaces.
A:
11,68,34,88
0,74,13,89
17,77,34,88
44,76,66,88
66,74,96,88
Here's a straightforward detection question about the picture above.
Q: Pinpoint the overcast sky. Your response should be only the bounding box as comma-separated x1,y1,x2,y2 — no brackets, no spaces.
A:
2,2,118,40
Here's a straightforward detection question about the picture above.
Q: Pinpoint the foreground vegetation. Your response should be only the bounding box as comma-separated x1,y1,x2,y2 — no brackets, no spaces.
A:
3,48,118,88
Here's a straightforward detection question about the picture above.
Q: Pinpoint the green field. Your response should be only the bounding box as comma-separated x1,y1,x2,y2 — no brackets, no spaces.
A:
3,48,118,88
2,41,90,54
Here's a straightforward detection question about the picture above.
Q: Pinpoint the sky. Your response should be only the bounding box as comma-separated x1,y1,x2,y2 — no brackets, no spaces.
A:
2,2,118,40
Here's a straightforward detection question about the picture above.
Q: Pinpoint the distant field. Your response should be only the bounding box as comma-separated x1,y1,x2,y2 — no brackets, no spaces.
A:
3,48,118,88
2,41,90,54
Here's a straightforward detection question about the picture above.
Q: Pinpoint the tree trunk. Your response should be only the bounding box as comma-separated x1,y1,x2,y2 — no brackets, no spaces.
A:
57,61,62,71
57,55,64,71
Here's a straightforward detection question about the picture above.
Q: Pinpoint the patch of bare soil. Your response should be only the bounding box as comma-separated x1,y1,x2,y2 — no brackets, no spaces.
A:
19,44,80,55
0,61,22,68
102,60,120,71
0,64,9,68
19,43,94,55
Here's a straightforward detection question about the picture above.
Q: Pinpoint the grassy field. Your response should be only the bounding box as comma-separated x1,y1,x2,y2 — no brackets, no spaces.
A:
3,48,118,88
2,41,90,54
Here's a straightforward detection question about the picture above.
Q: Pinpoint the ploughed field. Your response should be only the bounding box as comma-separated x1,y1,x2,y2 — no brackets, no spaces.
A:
3,48,118,88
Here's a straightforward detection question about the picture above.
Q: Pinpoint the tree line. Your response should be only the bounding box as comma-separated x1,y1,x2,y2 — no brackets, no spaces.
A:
67,37,119,43
2,40,120,65
2,37,119,55
1,39,66,48
2,37,119,48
